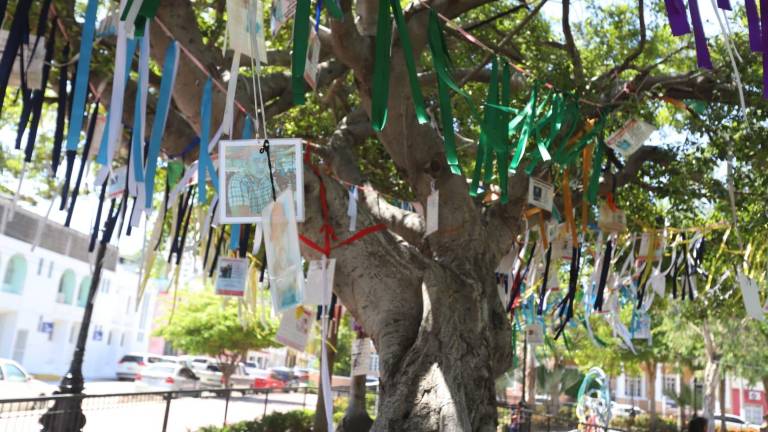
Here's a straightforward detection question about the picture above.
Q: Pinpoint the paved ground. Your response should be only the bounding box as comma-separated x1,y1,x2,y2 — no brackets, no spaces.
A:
0,380,318,432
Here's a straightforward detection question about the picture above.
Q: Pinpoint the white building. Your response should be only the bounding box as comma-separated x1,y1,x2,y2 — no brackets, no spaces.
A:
0,200,159,379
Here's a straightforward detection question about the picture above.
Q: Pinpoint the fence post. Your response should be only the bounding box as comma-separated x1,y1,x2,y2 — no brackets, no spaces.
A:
302,386,307,409
223,388,231,427
547,415,551,432
161,393,172,432
263,390,270,418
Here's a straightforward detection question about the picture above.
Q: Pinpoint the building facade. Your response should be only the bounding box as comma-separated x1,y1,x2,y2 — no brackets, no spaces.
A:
0,200,159,379
612,365,767,425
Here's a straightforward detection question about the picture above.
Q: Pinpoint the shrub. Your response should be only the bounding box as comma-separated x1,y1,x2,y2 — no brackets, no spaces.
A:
197,410,314,432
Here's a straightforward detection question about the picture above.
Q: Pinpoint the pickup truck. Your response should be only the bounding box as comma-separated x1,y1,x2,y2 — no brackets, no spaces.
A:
196,363,253,389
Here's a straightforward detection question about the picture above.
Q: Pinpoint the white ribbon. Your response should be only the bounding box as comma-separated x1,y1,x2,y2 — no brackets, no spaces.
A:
319,255,335,432
97,0,130,185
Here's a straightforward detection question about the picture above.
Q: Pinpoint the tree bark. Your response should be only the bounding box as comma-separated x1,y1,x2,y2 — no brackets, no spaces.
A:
526,342,536,407
719,376,726,432
679,371,686,432
339,374,373,432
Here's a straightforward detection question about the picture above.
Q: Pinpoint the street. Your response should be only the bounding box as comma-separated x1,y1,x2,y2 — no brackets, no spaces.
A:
0,380,318,432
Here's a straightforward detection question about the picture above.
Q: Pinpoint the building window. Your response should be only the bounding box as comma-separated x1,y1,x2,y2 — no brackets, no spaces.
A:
2,254,27,294
57,270,76,304
125,297,132,314
137,332,144,343
100,278,110,294
107,330,113,346
624,375,643,398
37,258,44,275
663,375,677,394
48,261,53,278
69,323,81,344
120,333,126,347
77,277,91,307
744,405,764,425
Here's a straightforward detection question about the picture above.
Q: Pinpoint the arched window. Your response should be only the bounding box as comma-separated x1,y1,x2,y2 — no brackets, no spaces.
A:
2,254,27,294
57,270,76,304
77,277,92,307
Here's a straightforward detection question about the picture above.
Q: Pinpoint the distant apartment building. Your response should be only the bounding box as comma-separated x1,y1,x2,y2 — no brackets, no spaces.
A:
0,199,160,379
613,365,767,425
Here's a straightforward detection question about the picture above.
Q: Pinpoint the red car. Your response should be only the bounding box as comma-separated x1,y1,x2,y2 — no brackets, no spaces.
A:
251,370,285,390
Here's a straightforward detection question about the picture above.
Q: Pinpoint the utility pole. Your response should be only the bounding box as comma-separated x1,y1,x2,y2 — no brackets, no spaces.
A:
40,240,109,432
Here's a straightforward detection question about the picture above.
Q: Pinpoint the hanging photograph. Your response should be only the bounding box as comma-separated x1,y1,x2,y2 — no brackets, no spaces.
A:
276,306,314,351
218,138,304,224
606,119,657,157
527,178,554,212
215,257,249,296
263,189,304,312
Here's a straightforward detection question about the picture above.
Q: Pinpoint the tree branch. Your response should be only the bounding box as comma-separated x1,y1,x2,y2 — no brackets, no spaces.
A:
562,0,584,84
594,0,646,83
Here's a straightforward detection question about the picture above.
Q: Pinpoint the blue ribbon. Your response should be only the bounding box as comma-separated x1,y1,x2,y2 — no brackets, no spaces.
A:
144,41,179,207
198,78,219,204
131,34,150,183
229,224,241,251
97,39,138,164
65,0,99,152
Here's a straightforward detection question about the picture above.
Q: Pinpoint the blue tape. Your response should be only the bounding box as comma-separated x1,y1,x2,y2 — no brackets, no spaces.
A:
229,224,241,251
145,41,179,207
65,0,99,151
198,79,219,203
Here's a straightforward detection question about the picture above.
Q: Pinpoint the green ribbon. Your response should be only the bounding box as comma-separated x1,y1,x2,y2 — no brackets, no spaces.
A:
586,137,606,204
497,62,512,203
371,0,428,131
325,0,343,19
291,0,312,105
167,160,185,189
469,57,499,197
555,116,605,166
120,0,161,37
509,82,539,171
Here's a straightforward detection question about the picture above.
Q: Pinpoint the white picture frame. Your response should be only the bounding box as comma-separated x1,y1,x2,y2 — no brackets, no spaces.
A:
218,138,305,224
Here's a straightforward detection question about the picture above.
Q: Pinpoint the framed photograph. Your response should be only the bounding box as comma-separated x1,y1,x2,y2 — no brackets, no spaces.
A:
218,138,304,224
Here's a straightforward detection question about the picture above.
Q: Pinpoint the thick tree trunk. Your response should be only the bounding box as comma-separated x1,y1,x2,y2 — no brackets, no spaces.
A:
646,361,658,432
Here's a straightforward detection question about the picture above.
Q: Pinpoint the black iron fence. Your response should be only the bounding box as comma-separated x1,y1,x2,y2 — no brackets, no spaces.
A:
497,403,649,432
0,386,320,432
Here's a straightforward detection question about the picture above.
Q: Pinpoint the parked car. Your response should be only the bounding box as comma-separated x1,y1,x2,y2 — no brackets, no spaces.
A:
712,413,760,431
0,359,56,399
251,370,286,391
242,362,260,376
134,363,200,392
182,356,218,372
116,353,165,380
269,367,299,389
292,367,316,386
610,402,645,418
197,363,252,389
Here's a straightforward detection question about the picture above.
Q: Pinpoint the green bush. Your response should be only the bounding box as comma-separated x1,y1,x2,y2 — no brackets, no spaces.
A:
610,414,678,432
197,410,314,432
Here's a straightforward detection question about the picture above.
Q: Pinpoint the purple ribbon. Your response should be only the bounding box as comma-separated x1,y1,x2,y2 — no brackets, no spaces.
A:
717,0,732,10
688,0,713,69
664,0,691,36
746,0,762,52
762,0,768,97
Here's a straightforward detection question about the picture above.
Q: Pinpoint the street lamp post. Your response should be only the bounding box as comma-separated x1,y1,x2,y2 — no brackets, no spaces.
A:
39,240,109,432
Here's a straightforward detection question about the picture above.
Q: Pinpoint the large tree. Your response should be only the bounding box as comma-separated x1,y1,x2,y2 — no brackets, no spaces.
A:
5,0,768,430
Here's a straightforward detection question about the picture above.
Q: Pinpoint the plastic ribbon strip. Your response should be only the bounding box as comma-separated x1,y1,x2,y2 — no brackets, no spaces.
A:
762,0,768,97
370,0,428,131
470,58,500,197
51,42,68,176
663,0,691,36
688,0,713,69
97,0,133,182
65,101,100,227
198,79,220,204
23,23,55,163
65,0,99,153
291,0,311,105
0,0,33,117
130,23,151,197
745,0,762,52
144,41,180,208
